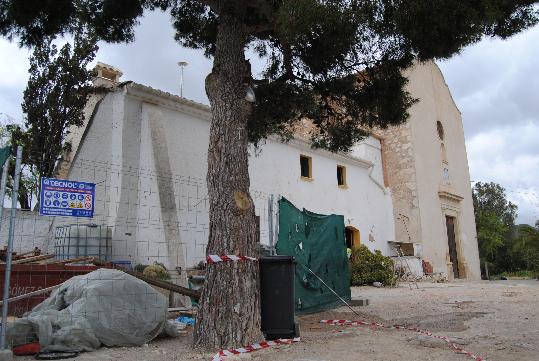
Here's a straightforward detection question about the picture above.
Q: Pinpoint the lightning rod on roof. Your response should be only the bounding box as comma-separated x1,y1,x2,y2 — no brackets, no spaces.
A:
177,61,189,98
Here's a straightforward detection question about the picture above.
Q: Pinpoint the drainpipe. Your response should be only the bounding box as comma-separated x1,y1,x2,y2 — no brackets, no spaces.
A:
368,165,387,194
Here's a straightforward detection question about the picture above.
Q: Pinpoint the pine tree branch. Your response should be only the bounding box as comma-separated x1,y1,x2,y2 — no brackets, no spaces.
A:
280,40,293,81
246,23,274,34
194,0,218,10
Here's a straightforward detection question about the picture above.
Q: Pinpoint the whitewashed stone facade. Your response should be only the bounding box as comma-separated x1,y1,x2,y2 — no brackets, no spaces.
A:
377,61,481,280
54,66,395,276
1,61,480,281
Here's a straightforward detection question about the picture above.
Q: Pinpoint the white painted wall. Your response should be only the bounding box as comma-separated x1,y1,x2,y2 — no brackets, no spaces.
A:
0,210,54,253
58,82,394,271
391,256,424,278
249,138,395,255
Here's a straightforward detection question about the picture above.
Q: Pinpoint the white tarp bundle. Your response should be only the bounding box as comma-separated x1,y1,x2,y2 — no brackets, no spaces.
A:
8,268,168,352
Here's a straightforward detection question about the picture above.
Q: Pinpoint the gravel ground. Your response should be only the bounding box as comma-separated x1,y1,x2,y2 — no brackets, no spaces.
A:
18,279,539,361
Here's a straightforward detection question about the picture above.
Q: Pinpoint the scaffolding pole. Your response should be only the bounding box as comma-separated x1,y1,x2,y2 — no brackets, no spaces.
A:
0,146,22,350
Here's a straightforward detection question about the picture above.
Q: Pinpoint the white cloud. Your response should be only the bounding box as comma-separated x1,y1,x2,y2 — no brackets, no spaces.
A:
466,122,539,224
0,39,30,121
0,40,30,88
94,10,212,105
439,25,539,136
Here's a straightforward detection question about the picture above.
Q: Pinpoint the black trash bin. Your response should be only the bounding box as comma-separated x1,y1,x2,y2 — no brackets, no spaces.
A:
259,255,299,340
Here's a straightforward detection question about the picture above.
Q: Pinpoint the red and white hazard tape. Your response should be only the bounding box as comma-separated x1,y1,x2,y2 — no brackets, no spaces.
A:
206,255,257,263
212,337,300,361
321,320,486,361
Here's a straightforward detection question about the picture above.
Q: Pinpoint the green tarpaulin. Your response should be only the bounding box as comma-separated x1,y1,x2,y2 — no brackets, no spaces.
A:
0,146,9,168
276,197,351,314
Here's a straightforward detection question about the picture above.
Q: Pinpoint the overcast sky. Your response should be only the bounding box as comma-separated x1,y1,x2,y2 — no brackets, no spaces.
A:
0,10,537,225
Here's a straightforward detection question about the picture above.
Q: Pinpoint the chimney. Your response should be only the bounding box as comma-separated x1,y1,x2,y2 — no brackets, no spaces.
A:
93,62,123,87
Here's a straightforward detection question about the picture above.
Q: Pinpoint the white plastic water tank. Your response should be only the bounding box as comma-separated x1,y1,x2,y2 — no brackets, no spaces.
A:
54,224,112,260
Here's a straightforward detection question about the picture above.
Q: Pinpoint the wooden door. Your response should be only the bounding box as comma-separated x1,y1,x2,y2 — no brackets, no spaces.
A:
446,216,459,278
345,226,360,249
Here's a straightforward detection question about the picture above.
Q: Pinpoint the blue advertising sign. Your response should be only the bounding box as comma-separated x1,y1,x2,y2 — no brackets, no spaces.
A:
40,177,95,218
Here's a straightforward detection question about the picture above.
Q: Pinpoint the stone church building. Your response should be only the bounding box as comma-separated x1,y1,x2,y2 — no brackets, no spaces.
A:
51,60,480,282
377,62,480,280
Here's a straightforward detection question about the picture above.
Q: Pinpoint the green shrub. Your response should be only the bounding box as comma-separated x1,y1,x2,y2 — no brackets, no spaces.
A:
134,264,149,273
349,245,394,286
142,263,170,280
497,270,537,279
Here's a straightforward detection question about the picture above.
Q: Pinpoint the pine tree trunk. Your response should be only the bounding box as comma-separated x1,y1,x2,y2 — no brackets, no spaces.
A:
193,15,263,349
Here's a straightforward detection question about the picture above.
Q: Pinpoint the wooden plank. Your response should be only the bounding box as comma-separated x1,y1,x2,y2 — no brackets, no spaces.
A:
45,256,95,265
12,254,55,264
92,259,201,299
167,307,191,312
13,249,40,258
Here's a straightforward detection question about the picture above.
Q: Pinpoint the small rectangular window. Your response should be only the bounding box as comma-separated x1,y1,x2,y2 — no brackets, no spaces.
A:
337,165,347,187
300,155,312,179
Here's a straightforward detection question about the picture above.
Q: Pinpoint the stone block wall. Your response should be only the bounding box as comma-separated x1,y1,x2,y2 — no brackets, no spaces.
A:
376,123,422,246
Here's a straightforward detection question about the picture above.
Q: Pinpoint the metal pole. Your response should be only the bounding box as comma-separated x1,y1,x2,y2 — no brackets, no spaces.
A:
177,61,188,98
0,284,60,306
0,146,22,350
299,262,362,318
275,194,280,255
0,160,9,234
268,194,274,255
180,66,184,98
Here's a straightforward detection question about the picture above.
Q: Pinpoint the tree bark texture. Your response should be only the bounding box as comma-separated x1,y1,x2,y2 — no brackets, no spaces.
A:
194,15,263,349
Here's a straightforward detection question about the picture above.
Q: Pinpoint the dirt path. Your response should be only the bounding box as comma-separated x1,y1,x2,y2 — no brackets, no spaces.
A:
19,280,539,361
345,279,539,361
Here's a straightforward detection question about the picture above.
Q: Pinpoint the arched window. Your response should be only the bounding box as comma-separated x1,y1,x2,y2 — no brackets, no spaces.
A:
436,120,444,141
